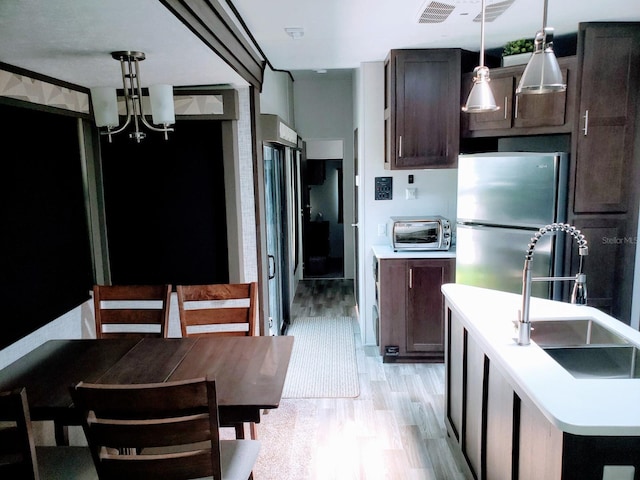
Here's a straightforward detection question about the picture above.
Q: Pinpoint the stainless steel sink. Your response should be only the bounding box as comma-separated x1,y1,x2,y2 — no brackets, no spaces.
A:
526,319,639,379
529,319,629,347
543,345,640,379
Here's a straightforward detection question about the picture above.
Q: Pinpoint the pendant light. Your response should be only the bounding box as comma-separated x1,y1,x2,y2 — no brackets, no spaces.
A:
516,0,566,94
462,0,499,113
90,51,175,143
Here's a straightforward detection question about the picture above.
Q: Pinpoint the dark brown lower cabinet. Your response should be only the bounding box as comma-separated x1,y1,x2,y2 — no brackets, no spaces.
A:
377,257,454,362
446,306,640,480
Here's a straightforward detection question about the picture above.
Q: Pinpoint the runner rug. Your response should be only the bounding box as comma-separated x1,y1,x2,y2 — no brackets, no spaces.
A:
282,316,359,398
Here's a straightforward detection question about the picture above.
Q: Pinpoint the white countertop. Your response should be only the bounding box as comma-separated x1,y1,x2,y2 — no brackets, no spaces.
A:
372,244,456,259
442,283,640,436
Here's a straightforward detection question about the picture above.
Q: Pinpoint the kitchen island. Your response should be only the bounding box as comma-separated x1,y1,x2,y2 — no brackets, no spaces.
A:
442,283,640,480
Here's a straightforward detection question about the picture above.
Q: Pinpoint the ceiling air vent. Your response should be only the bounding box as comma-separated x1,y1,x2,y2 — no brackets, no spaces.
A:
473,0,515,22
418,2,456,24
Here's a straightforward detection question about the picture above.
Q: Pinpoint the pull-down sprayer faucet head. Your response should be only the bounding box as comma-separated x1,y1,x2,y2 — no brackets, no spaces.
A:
518,223,588,345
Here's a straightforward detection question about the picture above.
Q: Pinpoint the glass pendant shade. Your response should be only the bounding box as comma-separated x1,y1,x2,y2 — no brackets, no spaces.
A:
148,84,175,125
462,66,499,113
90,87,119,128
516,27,566,94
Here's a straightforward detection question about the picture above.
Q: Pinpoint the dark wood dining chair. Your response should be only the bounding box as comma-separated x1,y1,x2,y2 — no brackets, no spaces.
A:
93,284,171,339
70,376,260,480
176,283,257,338
0,388,96,480
176,282,258,439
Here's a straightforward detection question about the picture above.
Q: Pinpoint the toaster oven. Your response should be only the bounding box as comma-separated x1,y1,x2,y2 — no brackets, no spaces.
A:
389,216,451,251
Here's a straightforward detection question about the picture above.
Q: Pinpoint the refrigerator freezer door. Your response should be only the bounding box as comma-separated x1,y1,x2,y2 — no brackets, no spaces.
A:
457,152,567,228
456,224,557,299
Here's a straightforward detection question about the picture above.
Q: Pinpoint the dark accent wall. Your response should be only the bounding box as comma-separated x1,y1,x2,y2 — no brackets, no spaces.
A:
100,120,229,286
0,103,93,349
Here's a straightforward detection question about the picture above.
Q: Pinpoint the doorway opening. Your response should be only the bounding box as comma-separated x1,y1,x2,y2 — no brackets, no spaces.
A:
303,158,344,279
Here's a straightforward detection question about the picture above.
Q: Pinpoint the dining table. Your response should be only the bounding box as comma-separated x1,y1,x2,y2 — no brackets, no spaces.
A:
0,335,294,444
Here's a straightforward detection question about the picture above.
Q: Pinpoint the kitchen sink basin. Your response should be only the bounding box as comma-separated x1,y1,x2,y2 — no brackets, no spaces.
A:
524,318,639,379
529,319,629,347
543,345,640,379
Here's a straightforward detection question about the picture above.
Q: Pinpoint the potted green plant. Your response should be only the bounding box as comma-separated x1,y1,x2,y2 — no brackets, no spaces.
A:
502,38,534,66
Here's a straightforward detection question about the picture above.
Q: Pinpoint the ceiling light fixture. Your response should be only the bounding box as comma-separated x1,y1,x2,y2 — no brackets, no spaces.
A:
90,51,175,143
516,0,566,95
284,27,304,39
462,0,499,113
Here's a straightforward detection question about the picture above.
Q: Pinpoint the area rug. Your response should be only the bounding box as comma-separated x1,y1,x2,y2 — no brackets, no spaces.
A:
282,316,360,398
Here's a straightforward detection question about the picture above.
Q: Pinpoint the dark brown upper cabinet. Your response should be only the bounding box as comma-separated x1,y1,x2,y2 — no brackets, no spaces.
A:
385,49,464,169
461,56,576,137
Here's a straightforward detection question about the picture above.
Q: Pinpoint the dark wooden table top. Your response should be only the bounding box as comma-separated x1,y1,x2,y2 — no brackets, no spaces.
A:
0,336,293,424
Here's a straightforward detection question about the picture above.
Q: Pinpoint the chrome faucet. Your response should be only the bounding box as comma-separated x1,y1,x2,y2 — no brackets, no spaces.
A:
517,223,589,345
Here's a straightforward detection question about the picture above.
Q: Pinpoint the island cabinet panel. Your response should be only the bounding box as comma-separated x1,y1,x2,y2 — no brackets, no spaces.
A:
485,362,514,480
518,396,563,480
463,334,484,479
445,309,464,442
385,49,463,169
378,257,454,362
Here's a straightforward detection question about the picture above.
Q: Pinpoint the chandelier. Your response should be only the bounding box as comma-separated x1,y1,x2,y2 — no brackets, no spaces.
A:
90,51,175,143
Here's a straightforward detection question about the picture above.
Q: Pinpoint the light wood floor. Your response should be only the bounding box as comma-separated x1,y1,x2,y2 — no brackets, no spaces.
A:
252,279,468,480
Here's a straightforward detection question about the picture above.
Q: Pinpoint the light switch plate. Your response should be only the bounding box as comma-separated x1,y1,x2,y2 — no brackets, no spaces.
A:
405,187,417,200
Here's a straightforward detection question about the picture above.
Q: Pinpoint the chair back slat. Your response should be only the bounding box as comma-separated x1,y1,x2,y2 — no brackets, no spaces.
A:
93,285,171,339
70,377,223,480
99,452,213,479
0,388,39,480
177,283,257,338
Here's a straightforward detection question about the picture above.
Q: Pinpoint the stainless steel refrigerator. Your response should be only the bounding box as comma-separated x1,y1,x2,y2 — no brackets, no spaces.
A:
456,152,569,300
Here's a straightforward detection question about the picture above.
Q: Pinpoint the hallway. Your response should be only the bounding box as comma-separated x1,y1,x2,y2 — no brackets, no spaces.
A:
252,279,467,479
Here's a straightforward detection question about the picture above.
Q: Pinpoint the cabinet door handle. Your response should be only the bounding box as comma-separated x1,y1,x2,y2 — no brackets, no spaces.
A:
505,96,509,119
514,95,519,119
582,109,589,136
398,135,403,158
409,268,413,289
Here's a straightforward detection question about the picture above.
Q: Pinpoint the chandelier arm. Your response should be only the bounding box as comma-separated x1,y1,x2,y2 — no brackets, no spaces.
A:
131,55,173,134
99,115,132,137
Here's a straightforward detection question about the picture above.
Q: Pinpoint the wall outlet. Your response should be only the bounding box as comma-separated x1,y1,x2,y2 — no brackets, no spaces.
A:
405,187,417,200
377,223,387,236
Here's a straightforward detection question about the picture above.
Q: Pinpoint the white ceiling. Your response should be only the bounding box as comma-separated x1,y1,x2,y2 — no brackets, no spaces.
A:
0,0,639,89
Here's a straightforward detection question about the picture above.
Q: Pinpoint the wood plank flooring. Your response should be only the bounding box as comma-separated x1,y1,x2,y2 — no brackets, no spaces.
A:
252,279,468,479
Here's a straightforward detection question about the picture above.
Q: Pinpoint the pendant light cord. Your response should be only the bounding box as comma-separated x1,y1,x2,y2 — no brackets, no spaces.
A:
479,0,486,68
